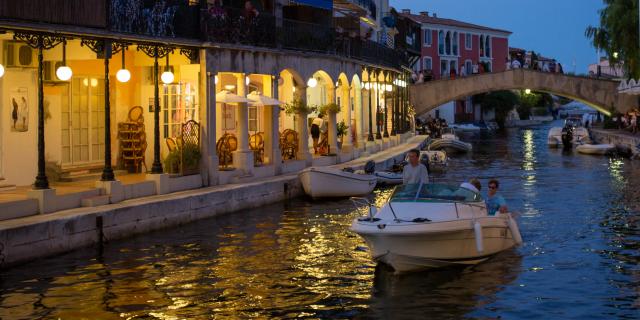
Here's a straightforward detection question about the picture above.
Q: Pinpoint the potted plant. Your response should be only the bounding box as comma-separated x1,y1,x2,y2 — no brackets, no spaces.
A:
180,142,202,175
319,102,341,115
336,120,349,149
284,98,317,115
164,149,181,174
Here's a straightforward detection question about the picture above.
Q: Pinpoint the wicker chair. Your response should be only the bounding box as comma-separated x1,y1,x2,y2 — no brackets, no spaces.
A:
279,129,298,160
249,132,265,166
217,133,238,169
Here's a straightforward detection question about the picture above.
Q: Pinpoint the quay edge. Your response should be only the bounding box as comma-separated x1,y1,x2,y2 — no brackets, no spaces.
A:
0,136,427,269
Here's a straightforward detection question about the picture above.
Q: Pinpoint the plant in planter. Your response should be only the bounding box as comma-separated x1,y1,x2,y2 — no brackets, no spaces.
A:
336,120,349,148
164,149,181,174
181,142,201,175
319,102,341,115
284,98,317,115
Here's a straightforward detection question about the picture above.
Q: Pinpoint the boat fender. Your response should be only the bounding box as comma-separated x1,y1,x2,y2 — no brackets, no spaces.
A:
508,214,523,245
377,224,386,230
474,221,484,253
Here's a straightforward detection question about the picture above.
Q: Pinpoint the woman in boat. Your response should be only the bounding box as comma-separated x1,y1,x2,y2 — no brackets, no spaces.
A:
486,179,508,215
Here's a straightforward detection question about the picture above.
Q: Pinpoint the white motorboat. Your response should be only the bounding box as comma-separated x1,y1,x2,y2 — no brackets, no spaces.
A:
299,167,377,198
422,150,448,172
374,171,403,186
429,128,472,153
547,118,590,147
403,150,448,172
450,123,482,132
351,183,522,273
576,143,615,155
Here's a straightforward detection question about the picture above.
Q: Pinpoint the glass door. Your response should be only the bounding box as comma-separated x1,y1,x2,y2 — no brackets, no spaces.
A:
61,77,105,166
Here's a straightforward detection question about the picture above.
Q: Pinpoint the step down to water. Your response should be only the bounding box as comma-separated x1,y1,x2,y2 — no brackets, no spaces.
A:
0,183,16,191
81,195,111,207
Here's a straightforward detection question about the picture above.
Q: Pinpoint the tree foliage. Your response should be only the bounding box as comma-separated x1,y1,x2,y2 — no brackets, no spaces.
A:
585,0,639,78
477,91,519,126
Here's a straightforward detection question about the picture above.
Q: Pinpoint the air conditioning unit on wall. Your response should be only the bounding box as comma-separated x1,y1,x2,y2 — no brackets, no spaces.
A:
43,61,64,81
3,41,37,68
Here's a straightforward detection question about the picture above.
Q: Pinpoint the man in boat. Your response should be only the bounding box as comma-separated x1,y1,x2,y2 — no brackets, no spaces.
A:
486,179,508,215
403,149,429,184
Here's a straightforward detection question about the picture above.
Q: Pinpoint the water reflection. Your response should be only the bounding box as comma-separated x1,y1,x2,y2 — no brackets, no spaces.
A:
1,123,639,318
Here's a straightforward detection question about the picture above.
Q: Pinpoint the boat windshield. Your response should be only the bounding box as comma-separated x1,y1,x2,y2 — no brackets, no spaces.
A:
565,118,582,128
391,183,481,203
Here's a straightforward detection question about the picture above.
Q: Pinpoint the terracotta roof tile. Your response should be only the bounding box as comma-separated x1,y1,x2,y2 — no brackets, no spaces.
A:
400,13,511,34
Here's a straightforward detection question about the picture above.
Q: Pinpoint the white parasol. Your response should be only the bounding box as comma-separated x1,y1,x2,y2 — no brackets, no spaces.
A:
216,90,252,103
247,91,284,106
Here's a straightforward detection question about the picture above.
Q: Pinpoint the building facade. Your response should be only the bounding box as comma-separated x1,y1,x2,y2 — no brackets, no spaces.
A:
401,9,510,124
0,0,415,212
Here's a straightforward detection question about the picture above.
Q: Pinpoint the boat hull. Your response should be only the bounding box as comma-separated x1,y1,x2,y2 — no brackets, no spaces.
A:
299,167,377,198
429,139,472,153
374,171,403,186
576,144,615,155
352,218,518,273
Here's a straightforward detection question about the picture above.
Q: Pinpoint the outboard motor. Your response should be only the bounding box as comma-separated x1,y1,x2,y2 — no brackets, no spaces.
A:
364,160,376,174
561,125,574,148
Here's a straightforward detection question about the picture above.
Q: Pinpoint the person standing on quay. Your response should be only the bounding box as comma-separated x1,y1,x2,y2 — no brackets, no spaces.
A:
403,149,429,184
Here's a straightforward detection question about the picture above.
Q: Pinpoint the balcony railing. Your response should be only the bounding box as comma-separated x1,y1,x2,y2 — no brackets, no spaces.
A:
0,0,106,28
109,0,200,39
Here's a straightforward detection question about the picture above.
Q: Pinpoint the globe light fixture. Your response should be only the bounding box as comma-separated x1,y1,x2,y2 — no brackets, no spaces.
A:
55,40,72,81
116,50,130,83
386,84,393,92
0,64,4,78
215,75,219,84
224,84,236,91
525,89,531,94
91,78,98,87
613,52,619,59
161,55,174,84
307,77,318,88
245,75,250,86
83,78,89,86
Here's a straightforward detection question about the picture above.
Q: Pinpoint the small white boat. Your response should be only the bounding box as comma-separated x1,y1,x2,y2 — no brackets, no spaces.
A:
450,123,482,132
299,167,377,198
403,150,448,172
374,171,403,186
351,183,522,273
576,143,615,155
548,118,590,147
429,128,472,153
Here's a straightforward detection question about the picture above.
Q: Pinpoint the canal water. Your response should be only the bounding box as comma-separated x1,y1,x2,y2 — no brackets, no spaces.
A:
1,121,639,319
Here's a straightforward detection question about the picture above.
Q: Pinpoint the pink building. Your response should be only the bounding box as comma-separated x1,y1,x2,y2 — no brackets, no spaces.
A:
401,9,511,123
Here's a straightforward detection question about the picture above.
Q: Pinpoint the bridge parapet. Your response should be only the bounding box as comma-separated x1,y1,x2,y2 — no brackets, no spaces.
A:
410,69,637,116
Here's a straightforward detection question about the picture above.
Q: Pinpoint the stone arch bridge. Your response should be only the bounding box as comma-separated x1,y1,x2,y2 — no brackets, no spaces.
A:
409,69,638,116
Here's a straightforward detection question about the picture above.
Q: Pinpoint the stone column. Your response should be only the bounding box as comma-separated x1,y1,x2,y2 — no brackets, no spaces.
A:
354,84,365,150
342,85,353,152
296,86,312,165
327,111,338,154
270,75,282,174
201,49,218,185
233,73,253,175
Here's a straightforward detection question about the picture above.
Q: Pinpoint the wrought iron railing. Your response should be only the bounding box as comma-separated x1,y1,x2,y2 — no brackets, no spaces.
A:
279,18,335,52
109,0,200,38
205,6,276,47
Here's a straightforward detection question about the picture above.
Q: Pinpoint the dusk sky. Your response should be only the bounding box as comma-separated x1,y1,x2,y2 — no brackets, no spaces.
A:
390,0,604,74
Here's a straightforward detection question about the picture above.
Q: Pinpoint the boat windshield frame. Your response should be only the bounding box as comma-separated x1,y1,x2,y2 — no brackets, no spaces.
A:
442,127,455,135
390,183,482,203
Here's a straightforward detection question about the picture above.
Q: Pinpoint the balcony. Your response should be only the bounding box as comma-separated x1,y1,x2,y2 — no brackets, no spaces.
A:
109,0,200,39
0,0,107,28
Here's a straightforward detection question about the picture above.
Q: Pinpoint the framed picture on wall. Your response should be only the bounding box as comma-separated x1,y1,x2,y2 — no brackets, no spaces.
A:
223,104,235,130
10,87,28,132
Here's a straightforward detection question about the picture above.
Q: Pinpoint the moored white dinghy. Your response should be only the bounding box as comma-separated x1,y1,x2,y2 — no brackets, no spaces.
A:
299,167,377,198
351,183,522,273
429,128,472,153
576,143,615,155
374,171,403,185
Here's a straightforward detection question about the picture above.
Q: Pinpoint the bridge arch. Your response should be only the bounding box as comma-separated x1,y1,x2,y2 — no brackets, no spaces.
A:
410,69,638,117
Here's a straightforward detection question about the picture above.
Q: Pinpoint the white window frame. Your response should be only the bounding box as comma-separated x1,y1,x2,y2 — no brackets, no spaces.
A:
423,29,432,47
423,56,432,71
465,33,472,50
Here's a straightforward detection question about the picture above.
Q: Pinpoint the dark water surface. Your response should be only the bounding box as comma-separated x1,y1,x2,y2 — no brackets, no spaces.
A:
1,122,639,319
